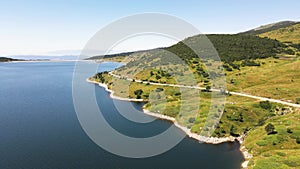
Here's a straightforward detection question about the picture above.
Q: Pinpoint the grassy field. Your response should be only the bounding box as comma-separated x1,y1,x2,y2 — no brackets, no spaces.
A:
245,109,300,169
259,23,300,44
91,65,296,138
226,57,300,103
91,54,300,168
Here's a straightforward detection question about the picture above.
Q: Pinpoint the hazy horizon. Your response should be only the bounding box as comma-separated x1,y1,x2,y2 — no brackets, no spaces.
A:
1,0,299,56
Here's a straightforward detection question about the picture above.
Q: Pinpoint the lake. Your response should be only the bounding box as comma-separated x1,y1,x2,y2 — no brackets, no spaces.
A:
0,61,243,169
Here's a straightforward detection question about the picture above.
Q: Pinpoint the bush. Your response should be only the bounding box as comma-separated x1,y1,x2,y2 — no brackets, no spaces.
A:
296,98,300,104
155,88,164,92
259,101,272,110
285,48,295,55
287,128,293,134
230,125,240,137
296,137,300,144
276,152,286,157
256,140,267,146
134,89,143,99
242,60,261,67
205,86,211,92
265,123,276,135
258,118,265,126
188,117,196,123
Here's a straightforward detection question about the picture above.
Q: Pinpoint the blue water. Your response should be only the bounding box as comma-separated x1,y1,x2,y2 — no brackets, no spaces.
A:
0,61,243,169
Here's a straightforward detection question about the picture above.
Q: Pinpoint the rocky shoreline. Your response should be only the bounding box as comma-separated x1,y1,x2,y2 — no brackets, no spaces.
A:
87,78,252,168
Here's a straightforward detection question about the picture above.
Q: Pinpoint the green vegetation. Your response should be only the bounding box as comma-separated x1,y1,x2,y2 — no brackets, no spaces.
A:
265,123,276,135
89,23,300,168
245,110,300,169
166,34,290,63
226,58,300,103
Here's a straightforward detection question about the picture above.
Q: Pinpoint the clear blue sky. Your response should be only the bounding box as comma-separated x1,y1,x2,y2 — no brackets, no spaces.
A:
0,0,299,56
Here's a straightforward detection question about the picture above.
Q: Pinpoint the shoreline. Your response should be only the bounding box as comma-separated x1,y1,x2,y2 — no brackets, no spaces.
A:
143,109,237,144
87,78,252,168
86,78,145,102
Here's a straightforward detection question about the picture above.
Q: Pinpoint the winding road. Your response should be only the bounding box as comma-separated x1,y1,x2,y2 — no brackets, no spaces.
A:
109,72,300,108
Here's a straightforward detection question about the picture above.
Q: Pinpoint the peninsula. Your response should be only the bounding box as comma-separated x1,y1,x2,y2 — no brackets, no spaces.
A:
88,21,300,169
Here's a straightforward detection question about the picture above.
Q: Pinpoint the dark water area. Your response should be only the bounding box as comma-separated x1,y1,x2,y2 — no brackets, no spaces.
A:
0,61,244,169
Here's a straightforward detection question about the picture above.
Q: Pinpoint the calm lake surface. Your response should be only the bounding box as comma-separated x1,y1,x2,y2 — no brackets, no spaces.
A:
0,61,243,169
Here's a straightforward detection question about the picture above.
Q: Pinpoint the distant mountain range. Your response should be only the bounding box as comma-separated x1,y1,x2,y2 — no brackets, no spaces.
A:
10,55,79,60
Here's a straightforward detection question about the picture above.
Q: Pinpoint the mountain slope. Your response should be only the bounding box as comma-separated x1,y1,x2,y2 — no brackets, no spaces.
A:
168,34,288,63
88,34,291,63
258,23,300,44
239,21,298,35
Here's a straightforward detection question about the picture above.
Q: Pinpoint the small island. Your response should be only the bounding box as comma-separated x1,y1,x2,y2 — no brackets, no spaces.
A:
0,57,24,62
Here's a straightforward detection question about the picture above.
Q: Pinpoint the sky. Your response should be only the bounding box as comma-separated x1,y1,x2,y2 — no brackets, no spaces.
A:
0,0,299,56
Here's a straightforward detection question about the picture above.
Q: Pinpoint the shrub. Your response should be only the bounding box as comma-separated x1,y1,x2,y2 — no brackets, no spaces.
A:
230,125,240,137
259,101,272,110
258,118,265,126
265,123,276,135
296,137,300,144
296,98,300,104
134,89,143,99
206,86,211,92
285,48,295,55
287,128,293,134
155,88,164,92
188,117,196,123
256,140,267,146
276,152,286,157
242,60,261,67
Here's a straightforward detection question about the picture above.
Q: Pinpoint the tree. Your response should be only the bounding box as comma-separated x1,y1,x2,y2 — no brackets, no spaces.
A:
134,89,143,99
150,71,154,76
296,137,300,144
134,89,143,96
155,75,161,80
230,125,240,137
265,123,276,135
296,98,300,104
206,86,211,92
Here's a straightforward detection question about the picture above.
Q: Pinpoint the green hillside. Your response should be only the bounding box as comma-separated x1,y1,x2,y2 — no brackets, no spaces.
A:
168,34,289,63
89,29,300,169
259,23,300,44
88,34,292,64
